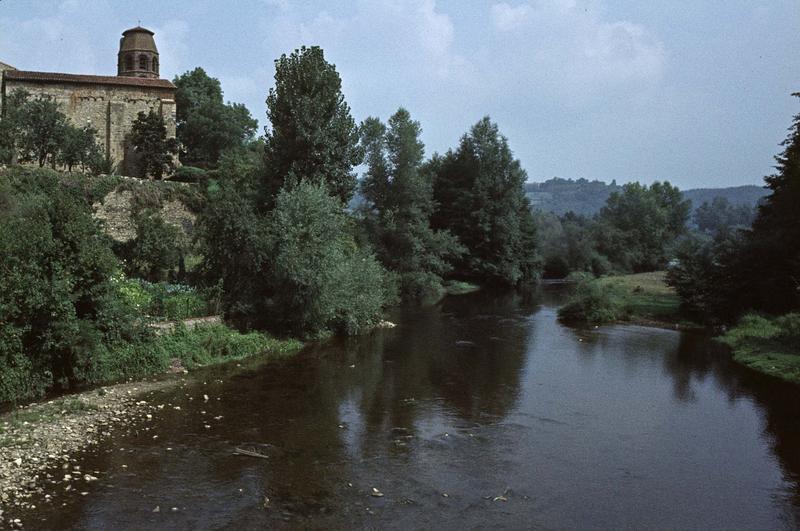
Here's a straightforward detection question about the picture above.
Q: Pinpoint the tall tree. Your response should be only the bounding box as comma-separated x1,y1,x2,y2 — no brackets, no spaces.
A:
173,67,257,168
595,181,689,272
130,110,179,179
262,46,362,205
432,117,539,285
744,93,800,313
361,109,462,300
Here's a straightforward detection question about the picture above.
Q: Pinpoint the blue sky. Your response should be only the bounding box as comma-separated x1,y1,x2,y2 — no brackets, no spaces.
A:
2,0,798,188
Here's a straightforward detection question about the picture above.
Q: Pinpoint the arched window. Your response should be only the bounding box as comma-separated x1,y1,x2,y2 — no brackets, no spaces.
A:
152,57,159,74
125,54,134,71
139,55,148,70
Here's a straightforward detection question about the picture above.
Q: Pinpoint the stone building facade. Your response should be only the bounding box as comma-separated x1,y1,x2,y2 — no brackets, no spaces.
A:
0,27,177,177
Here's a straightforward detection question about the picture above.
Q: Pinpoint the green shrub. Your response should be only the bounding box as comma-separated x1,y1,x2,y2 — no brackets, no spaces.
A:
0,169,143,403
163,291,208,320
268,181,393,337
558,274,627,324
170,166,208,183
718,313,800,383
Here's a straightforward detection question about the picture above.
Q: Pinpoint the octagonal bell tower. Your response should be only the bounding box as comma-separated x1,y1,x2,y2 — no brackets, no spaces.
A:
117,26,160,79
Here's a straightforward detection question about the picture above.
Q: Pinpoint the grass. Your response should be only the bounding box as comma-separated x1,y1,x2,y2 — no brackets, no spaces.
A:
559,271,684,325
718,313,800,384
596,272,682,320
444,280,481,296
87,323,303,385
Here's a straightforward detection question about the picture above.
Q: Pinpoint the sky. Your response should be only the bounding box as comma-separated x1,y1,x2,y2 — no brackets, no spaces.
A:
1,0,798,188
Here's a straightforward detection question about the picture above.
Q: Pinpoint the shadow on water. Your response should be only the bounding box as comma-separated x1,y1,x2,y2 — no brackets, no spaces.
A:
18,285,800,529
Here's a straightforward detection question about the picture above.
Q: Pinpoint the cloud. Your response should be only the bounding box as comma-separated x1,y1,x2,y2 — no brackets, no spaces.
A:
149,20,190,78
485,1,666,103
491,3,534,32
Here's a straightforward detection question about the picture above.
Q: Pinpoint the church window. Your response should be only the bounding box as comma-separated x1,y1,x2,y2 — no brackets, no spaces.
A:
139,55,148,70
125,54,134,71
152,57,159,73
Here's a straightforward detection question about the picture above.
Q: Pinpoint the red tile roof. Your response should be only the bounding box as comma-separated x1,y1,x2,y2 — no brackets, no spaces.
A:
3,70,175,90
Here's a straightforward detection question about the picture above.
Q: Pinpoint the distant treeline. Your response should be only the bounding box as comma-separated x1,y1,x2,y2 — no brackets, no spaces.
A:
525,177,767,219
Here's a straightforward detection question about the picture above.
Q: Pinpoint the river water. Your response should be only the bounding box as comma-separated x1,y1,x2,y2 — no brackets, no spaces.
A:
23,287,800,529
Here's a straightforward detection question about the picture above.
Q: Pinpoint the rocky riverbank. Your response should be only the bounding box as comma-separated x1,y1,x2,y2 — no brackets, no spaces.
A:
0,379,177,528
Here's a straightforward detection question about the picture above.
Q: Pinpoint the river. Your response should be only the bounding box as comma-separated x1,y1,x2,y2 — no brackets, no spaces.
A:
22,286,800,529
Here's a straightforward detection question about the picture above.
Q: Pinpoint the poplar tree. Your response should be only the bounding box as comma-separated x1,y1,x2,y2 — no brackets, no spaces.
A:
262,46,362,205
361,108,462,300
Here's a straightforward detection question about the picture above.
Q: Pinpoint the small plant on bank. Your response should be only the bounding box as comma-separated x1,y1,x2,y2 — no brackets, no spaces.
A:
558,273,627,324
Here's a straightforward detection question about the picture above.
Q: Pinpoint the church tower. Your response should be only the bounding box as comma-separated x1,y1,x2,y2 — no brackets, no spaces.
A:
117,26,160,79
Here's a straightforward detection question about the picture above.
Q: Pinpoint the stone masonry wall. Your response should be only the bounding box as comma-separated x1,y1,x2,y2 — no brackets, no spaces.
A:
2,79,176,177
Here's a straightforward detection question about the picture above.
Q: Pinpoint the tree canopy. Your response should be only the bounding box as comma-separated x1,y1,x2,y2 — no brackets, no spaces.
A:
432,117,539,285
174,67,258,168
360,109,462,300
130,110,179,179
262,46,362,205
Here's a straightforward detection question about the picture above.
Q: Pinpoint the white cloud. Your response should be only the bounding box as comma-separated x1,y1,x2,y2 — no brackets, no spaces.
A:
486,0,666,101
491,3,533,32
149,20,190,79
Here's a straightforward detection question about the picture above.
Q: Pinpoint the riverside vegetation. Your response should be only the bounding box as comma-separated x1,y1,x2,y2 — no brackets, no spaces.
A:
550,95,800,383
0,46,539,408
0,45,797,411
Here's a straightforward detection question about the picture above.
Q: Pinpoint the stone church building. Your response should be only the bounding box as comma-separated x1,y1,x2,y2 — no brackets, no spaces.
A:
0,26,177,176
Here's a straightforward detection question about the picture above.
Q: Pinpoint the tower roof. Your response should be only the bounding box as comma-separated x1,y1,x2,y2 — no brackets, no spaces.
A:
119,26,158,53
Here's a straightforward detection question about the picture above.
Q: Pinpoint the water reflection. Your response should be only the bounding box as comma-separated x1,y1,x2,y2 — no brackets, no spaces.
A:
18,286,800,529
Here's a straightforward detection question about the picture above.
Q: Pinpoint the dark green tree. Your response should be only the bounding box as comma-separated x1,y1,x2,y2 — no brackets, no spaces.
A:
0,170,140,401
744,93,800,313
431,117,540,285
262,46,362,205
130,110,179,179
361,109,463,300
595,181,689,272
57,124,101,172
18,96,67,167
174,67,258,168
693,197,755,234
0,89,31,165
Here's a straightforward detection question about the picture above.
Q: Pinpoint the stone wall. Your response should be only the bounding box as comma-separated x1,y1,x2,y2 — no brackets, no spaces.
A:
2,79,176,177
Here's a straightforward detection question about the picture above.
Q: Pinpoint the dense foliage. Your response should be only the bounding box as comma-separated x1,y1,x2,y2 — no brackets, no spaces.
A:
268,181,392,336
0,89,105,172
174,67,258,168
130,110,179,179
693,197,755,235
262,46,362,205
360,109,463,301
0,170,144,402
595,182,690,272
668,94,800,322
431,117,540,286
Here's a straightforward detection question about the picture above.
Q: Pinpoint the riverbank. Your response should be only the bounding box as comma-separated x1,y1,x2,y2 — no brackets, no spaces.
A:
718,313,800,385
0,380,175,521
0,323,302,525
557,271,693,328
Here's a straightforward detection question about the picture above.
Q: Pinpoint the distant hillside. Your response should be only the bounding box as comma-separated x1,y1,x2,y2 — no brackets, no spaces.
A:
526,178,768,217
525,178,621,216
682,186,768,212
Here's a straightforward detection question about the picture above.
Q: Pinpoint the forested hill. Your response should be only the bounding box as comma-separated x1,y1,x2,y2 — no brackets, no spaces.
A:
525,178,768,216
681,186,768,212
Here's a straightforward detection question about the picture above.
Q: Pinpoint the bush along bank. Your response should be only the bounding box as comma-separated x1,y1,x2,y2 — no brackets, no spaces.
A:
557,271,686,327
717,313,800,385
